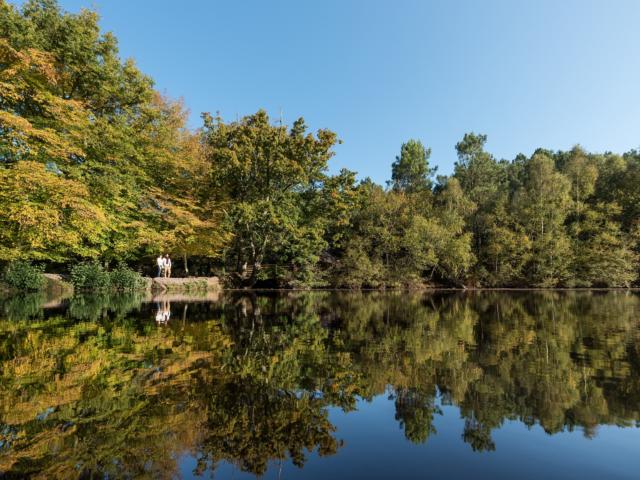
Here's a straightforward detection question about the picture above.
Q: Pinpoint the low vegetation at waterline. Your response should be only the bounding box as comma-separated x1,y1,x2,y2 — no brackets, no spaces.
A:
70,262,146,292
1,1,639,289
2,261,45,292
1,260,145,293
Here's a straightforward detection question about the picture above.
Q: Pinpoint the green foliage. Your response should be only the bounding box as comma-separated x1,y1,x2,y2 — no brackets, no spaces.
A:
0,0,638,288
329,176,475,288
568,203,638,287
109,262,145,291
70,262,145,291
0,0,222,265
2,260,45,291
390,139,435,193
70,261,111,291
202,110,337,286
512,153,572,286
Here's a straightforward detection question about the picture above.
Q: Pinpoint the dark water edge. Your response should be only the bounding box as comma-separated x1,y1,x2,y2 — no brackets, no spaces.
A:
1,290,640,479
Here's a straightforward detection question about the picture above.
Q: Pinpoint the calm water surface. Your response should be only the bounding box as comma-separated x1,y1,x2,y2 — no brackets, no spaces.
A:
1,291,639,479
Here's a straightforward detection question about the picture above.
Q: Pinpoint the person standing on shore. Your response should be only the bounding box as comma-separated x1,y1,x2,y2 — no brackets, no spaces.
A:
164,254,172,278
156,254,164,277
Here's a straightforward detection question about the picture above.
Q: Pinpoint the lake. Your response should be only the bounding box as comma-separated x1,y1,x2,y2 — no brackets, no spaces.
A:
1,291,639,479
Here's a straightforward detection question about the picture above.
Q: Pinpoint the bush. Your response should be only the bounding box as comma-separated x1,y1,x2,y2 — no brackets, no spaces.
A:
3,261,45,291
70,262,111,291
109,262,145,291
70,261,145,292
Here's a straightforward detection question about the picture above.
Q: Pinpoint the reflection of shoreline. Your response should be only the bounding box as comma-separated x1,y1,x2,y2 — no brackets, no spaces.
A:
39,290,74,309
32,290,221,311
30,289,640,312
147,291,220,303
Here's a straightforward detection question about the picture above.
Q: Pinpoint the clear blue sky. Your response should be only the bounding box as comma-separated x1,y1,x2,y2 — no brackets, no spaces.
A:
18,0,640,183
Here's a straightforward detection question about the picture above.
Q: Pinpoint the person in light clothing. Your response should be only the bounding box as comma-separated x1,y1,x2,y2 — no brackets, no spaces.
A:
156,255,164,277
164,254,172,278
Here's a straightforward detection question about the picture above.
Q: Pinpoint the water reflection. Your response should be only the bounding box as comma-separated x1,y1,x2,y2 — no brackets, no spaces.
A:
0,291,639,478
155,300,171,324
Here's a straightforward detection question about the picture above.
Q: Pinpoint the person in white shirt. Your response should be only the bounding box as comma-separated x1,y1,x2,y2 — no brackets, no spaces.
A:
156,255,164,277
164,254,172,278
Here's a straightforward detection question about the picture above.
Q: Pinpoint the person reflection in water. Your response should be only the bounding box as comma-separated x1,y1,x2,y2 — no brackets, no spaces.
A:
155,300,171,324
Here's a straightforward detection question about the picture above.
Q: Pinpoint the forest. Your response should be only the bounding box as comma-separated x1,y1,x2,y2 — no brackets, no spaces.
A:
1,0,639,288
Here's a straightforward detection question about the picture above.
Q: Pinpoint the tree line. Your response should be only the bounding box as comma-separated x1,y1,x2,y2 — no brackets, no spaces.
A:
1,1,639,288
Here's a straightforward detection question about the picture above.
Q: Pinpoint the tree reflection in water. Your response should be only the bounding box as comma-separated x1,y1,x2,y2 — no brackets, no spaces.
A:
0,291,639,477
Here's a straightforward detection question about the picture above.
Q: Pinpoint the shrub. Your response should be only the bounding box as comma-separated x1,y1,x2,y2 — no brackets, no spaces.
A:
109,263,145,291
70,262,111,291
3,261,45,291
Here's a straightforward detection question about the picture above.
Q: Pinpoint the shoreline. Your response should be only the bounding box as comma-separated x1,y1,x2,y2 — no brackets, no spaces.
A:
224,287,640,292
2,274,639,299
